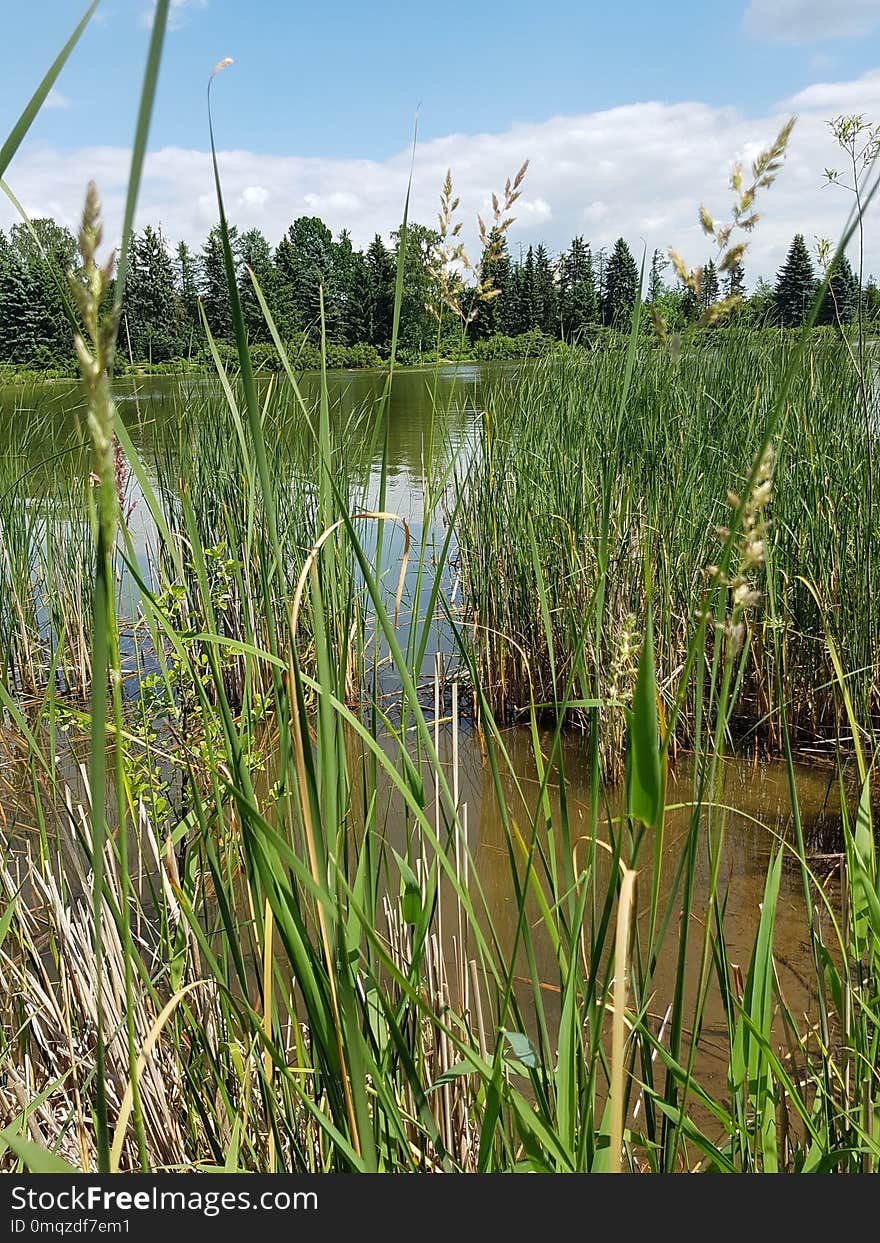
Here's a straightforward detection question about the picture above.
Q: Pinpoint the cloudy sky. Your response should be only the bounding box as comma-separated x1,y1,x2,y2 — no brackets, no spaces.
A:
3,0,880,283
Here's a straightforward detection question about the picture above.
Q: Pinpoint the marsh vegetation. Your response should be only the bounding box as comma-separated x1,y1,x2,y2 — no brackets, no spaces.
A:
2,1,880,1176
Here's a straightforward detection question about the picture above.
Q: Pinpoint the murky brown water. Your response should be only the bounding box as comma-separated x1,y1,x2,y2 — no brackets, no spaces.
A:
421,728,840,1008
0,708,847,1135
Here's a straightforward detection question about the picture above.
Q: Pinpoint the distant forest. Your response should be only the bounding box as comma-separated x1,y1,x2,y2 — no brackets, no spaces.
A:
0,213,876,373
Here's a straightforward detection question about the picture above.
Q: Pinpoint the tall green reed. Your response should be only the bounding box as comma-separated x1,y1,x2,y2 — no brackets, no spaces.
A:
3,1,880,1178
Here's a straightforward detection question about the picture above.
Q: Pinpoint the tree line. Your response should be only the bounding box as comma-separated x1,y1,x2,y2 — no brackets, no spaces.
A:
0,213,876,372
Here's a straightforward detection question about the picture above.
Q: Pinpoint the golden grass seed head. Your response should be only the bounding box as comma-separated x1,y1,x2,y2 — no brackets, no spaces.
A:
210,56,234,80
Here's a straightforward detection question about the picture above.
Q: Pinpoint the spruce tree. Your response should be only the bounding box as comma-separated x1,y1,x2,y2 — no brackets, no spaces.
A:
0,243,38,365
533,245,557,336
472,228,511,339
237,228,274,343
818,253,859,328
701,258,720,313
340,243,371,348
331,229,364,346
681,279,698,324
601,238,639,327
123,225,179,361
201,224,238,343
559,236,598,340
11,218,78,365
647,249,668,305
505,259,530,336
364,233,395,351
521,247,537,333
774,233,816,327
680,258,722,327
175,241,201,350
273,216,337,344
723,256,746,301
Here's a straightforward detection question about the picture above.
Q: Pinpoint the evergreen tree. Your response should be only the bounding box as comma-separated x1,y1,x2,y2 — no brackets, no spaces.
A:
274,216,337,343
774,233,816,327
237,227,275,343
11,218,78,364
504,257,531,336
680,258,722,327
175,241,201,349
272,231,300,336
472,228,511,339
200,225,238,343
601,237,639,327
392,221,439,355
681,279,698,324
818,253,859,328
0,236,39,364
594,247,609,309
559,236,598,340
520,246,537,333
701,258,720,313
647,248,668,305
533,245,557,336
723,256,746,301
123,225,179,362
332,229,368,346
363,233,395,351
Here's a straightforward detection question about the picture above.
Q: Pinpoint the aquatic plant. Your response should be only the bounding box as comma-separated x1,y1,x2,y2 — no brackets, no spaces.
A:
1,0,880,1178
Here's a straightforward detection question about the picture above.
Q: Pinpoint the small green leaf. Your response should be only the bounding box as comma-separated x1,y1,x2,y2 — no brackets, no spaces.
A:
401,888,421,925
503,1029,538,1069
223,1115,244,1173
1,1129,80,1173
627,607,663,828
854,776,875,882
0,895,18,950
429,1061,474,1091
391,848,422,926
845,778,876,955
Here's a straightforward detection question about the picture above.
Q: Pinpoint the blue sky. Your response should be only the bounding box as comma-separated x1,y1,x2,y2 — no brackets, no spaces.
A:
3,0,880,279
5,0,879,156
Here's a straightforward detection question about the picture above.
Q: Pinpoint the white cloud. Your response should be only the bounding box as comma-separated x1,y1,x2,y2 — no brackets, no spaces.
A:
240,184,269,209
785,65,880,109
303,191,361,213
4,70,880,283
43,89,70,110
514,197,552,222
744,0,880,43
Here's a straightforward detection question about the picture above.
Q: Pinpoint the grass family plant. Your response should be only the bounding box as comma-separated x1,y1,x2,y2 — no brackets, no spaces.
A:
1,1,880,1179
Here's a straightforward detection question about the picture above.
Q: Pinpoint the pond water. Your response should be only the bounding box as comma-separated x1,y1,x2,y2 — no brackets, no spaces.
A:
0,364,850,1123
